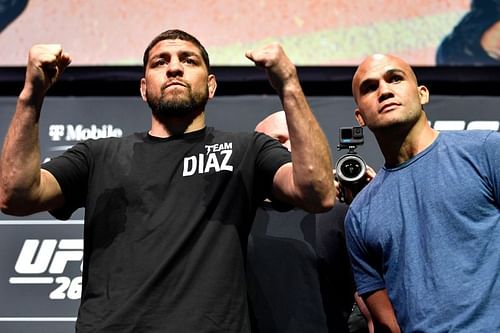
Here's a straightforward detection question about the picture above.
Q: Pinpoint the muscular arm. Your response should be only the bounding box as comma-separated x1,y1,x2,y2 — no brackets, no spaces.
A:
246,44,335,212
363,289,401,333
0,44,71,215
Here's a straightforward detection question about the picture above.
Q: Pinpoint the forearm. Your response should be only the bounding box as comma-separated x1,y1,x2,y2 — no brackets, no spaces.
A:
0,92,44,212
246,43,334,211
364,290,401,333
1,44,70,215
279,78,335,212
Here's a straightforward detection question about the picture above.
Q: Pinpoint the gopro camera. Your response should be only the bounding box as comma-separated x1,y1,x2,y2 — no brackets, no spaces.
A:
335,127,366,184
339,126,364,146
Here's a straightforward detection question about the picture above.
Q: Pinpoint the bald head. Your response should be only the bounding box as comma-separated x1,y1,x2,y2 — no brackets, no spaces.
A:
352,54,419,104
255,111,291,151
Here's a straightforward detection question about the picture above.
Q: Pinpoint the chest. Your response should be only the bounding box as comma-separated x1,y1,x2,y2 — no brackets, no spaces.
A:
361,155,494,255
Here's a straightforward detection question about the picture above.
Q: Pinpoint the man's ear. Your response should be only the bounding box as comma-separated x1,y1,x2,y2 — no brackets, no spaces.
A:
418,85,429,105
208,74,217,99
354,108,366,127
140,78,147,102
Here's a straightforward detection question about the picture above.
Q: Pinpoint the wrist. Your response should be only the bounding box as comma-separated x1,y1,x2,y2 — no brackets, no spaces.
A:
18,84,45,108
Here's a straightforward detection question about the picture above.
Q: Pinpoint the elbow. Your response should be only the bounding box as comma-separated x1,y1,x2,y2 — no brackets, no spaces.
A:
299,186,336,213
321,193,336,211
0,199,26,216
299,176,336,213
0,189,35,217
0,199,17,216
1,206,20,216
1,204,35,217
312,193,335,213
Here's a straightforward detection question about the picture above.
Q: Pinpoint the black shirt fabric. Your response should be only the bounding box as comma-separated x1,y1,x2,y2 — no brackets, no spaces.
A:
42,127,291,332
247,202,355,333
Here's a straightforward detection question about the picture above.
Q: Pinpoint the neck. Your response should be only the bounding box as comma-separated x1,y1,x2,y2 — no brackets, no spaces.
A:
149,111,206,138
376,115,438,167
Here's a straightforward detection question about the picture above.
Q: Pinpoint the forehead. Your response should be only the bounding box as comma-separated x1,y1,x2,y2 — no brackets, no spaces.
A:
148,39,203,58
356,56,409,81
352,55,415,96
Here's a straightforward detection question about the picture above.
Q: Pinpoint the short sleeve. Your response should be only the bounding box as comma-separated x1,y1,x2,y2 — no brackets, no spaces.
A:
253,132,292,205
42,141,92,220
345,208,386,296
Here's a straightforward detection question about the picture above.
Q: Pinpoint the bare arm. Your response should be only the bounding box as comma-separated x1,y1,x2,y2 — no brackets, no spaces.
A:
0,44,71,215
363,289,401,333
246,44,335,212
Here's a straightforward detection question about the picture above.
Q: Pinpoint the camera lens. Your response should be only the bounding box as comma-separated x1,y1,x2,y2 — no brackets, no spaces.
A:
335,154,366,183
340,160,362,178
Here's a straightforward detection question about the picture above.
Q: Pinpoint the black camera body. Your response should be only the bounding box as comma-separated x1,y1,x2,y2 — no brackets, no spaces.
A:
335,127,366,184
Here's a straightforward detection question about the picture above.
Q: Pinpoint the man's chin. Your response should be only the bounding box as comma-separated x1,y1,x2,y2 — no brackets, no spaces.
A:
154,108,195,118
154,101,204,119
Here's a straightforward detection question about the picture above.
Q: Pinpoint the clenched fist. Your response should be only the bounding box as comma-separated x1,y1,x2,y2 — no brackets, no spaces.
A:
24,44,72,97
245,43,299,93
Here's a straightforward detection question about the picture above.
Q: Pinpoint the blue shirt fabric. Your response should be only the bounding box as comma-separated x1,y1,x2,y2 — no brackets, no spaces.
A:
346,130,500,332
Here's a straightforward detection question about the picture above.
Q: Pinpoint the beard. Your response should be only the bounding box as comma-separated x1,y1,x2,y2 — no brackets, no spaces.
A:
147,84,209,119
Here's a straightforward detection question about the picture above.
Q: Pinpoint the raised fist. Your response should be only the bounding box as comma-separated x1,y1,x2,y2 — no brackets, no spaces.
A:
25,44,72,95
245,43,298,92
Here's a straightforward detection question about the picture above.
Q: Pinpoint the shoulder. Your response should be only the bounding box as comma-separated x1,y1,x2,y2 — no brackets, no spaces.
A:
439,130,497,144
437,130,499,156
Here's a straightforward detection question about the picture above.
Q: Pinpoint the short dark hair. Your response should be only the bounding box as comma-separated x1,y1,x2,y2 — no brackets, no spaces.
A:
143,29,210,72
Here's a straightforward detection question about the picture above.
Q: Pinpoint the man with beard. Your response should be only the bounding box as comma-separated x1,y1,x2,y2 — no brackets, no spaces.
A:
345,54,500,332
0,30,335,332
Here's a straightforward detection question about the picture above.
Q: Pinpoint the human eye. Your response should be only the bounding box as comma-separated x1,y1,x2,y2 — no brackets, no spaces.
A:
150,57,167,68
360,81,377,95
182,56,198,65
389,74,403,83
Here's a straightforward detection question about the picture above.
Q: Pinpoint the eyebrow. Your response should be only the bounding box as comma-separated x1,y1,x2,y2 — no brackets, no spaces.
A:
385,69,406,77
358,68,406,93
150,50,202,62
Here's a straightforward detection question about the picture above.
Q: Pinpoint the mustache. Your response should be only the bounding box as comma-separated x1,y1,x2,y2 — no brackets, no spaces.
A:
161,80,190,90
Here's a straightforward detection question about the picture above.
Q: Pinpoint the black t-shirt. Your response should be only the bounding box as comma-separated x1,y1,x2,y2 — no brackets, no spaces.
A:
247,202,355,333
42,127,291,332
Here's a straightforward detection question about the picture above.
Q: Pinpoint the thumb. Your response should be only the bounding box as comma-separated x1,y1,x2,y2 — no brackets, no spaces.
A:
245,50,255,62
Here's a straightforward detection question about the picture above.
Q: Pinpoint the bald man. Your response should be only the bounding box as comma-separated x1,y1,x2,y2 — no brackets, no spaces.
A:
345,54,500,332
247,111,373,333
255,111,291,151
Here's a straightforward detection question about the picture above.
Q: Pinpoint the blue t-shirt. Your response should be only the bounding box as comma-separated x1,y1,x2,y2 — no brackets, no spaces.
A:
346,130,500,332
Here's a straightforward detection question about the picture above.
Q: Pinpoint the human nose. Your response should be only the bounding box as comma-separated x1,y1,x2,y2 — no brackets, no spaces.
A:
377,80,393,102
166,57,183,77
